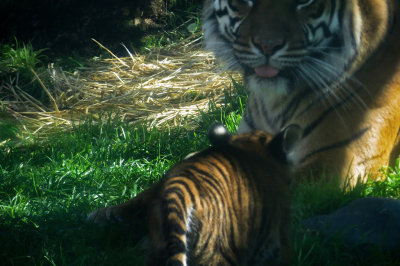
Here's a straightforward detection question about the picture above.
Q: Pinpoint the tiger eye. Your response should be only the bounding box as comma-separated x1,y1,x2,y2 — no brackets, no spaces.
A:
296,0,315,9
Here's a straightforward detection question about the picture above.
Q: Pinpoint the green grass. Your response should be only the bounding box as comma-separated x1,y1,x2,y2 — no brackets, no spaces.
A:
0,40,49,100
1,80,399,265
0,122,199,265
141,7,202,51
292,170,400,266
0,84,246,265
0,40,47,74
0,120,206,265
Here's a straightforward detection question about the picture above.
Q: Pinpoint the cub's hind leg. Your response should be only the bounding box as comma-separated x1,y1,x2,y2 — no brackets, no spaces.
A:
87,182,161,231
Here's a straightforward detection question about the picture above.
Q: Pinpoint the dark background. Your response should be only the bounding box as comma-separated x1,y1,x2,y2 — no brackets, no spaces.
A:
0,0,203,56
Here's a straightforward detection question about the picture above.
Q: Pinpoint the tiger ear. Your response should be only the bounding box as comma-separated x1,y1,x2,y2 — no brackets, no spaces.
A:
208,123,232,145
269,124,303,163
282,124,303,155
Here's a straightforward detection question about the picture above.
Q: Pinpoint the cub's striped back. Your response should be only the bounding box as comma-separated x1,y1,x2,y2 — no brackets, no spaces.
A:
146,124,302,266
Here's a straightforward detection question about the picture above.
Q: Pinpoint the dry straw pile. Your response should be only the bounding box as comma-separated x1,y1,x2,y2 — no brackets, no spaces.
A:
1,36,241,142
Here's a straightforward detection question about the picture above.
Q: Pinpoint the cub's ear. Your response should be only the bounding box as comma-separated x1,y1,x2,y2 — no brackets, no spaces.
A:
269,124,303,163
208,123,232,146
282,124,303,155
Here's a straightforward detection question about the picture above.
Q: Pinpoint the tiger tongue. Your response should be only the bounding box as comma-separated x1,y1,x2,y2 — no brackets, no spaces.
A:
254,65,280,78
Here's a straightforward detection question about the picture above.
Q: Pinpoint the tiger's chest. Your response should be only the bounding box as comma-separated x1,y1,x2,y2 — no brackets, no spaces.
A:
203,0,400,184
238,75,400,185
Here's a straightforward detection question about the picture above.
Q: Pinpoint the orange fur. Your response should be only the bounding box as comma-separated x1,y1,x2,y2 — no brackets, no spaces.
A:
89,127,300,265
292,0,400,184
88,1,400,261
146,129,294,265
202,0,400,186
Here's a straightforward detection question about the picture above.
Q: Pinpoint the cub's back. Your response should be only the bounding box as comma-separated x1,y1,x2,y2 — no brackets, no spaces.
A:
147,124,302,265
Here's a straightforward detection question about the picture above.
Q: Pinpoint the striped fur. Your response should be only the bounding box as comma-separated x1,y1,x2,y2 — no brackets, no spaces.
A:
87,0,400,258
145,125,300,266
203,0,400,186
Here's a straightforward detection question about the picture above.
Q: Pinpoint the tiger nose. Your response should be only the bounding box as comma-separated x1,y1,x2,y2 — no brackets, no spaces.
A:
254,39,285,55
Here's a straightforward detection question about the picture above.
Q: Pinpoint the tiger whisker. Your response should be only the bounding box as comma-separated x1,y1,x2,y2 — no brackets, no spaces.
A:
297,63,350,125
304,56,368,111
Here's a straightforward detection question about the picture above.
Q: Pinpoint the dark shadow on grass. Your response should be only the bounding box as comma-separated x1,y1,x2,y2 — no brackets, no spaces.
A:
0,205,147,265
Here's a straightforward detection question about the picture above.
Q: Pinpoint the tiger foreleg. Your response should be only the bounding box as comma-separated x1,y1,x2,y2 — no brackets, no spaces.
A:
389,127,400,167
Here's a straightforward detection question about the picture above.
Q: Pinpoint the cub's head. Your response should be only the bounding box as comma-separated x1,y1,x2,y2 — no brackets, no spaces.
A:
209,123,302,165
203,0,390,96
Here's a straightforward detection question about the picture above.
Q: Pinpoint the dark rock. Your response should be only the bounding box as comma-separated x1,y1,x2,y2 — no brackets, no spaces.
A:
302,197,400,251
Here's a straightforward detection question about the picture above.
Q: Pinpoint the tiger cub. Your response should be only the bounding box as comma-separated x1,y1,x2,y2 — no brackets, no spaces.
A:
146,124,302,266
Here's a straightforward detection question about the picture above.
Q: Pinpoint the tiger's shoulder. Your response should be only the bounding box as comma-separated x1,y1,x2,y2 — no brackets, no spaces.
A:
202,0,400,184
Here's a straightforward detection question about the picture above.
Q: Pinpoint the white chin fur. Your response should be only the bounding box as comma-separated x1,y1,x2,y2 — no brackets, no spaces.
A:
246,74,289,97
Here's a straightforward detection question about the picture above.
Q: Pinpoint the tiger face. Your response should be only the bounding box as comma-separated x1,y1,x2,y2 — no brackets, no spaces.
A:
203,0,388,96
203,0,400,183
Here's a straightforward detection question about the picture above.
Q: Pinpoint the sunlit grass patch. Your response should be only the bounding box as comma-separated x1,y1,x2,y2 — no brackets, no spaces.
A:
0,79,247,265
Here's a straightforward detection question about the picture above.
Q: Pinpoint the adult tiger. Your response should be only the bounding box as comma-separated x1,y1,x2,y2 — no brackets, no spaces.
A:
88,0,400,244
203,0,400,186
